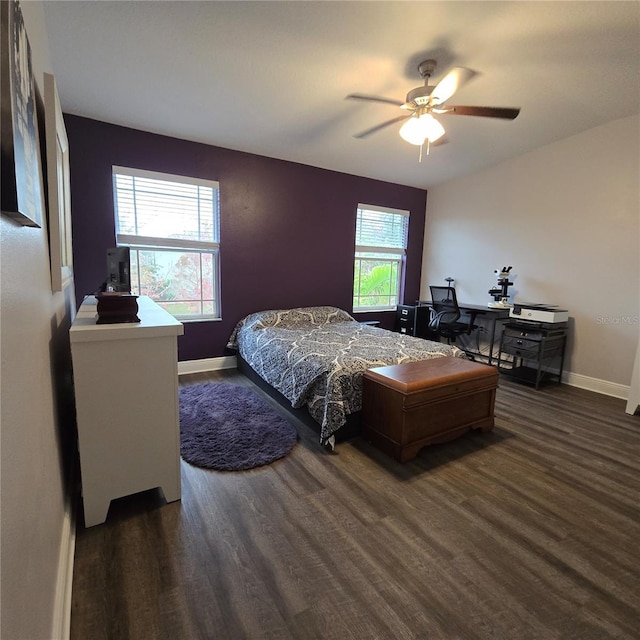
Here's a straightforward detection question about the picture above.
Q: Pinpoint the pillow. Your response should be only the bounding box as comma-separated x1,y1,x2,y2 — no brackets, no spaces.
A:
227,306,356,349
254,306,355,329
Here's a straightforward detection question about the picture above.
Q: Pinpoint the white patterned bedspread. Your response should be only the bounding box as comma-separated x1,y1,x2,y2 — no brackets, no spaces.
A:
227,306,466,444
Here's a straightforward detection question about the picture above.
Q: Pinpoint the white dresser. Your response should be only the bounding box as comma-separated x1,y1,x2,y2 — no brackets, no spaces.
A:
70,296,184,527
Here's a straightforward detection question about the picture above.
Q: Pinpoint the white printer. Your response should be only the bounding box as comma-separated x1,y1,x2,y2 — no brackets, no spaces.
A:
510,303,569,324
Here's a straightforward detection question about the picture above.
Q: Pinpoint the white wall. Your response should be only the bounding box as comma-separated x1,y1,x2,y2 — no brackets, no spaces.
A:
421,114,639,392
0,2,76,638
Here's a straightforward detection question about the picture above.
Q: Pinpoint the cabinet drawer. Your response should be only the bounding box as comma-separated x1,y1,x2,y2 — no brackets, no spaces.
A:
397,306,416,320
501,344,539,360
501,343,564,361
503,326,545,341
502,336,540,352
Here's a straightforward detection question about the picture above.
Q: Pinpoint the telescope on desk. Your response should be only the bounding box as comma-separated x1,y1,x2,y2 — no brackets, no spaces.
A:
488,266,514,308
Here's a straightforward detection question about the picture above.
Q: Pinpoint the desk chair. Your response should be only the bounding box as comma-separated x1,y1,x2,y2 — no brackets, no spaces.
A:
428,286,478,343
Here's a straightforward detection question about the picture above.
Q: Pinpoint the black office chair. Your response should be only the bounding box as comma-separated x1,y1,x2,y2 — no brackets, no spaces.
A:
428,285,478,343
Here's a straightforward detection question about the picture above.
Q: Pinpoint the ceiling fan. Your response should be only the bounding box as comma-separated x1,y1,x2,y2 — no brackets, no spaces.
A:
346,59,520,156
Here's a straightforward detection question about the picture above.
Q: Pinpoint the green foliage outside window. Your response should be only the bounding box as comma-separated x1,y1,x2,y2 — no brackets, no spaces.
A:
353,260,400,309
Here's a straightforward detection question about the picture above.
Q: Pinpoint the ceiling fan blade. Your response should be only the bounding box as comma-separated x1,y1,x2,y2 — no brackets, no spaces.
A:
431,133,449,146
353,114,411,139
439,105,521,120
346,93,404,107
430,67,477,105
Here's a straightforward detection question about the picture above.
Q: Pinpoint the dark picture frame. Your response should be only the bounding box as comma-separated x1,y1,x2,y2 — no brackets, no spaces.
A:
1,0,45,227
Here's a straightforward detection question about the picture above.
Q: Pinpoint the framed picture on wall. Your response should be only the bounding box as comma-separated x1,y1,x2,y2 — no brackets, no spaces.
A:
44,73,73,291
0,0,45,228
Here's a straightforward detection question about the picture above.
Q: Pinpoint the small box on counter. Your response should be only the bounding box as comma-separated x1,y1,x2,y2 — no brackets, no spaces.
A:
96,293,140,324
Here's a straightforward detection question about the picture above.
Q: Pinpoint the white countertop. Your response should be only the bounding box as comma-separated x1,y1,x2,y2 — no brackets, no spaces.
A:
70,295,184,343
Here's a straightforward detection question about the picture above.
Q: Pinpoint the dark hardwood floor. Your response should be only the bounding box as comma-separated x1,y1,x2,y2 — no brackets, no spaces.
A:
70,370,640,640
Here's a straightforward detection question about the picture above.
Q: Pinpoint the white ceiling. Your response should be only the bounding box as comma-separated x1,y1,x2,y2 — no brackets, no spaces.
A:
42,1,640,190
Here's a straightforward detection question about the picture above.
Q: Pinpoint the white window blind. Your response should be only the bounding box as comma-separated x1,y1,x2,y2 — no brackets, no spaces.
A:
112,166,221,320
353,204,410,311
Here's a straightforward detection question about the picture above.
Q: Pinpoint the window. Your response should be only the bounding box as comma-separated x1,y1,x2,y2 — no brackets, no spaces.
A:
353,204,409,311
112,166,220,320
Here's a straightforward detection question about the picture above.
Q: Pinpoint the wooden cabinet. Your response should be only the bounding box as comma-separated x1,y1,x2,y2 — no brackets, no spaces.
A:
70,296,184,527
498,322,567,388
362,357,498,462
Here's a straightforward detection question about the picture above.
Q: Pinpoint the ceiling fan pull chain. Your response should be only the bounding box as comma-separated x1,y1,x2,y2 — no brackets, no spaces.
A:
419,143,423,163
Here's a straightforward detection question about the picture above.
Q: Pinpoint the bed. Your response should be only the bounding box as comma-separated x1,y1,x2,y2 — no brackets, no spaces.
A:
227,305,467,446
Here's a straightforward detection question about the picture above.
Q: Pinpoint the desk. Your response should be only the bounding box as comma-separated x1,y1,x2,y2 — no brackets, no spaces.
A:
398,302,510,365
452,304,511,365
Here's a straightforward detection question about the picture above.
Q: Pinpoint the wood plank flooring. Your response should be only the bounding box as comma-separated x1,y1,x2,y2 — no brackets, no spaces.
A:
70,370,640,640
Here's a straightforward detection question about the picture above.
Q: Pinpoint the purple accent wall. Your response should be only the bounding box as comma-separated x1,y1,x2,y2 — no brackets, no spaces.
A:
64,115,427,361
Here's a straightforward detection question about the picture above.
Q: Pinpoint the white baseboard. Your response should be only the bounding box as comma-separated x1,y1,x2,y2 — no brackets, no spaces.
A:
52,500,75,640
563,370,630,400
177,356,630,401
178,355,237,376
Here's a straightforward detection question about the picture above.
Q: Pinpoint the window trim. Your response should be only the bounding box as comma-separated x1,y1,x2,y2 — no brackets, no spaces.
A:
113,165,220,190
112,166,221,321
353,203,410,313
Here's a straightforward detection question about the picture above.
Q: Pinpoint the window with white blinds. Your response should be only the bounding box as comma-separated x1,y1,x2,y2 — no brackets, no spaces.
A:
112,166,221,320
353,204,410,311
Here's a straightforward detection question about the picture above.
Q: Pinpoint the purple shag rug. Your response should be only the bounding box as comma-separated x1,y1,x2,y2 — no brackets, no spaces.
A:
179,383,298,471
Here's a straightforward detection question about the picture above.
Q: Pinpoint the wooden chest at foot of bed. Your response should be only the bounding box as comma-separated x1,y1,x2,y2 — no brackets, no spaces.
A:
361,357,498,463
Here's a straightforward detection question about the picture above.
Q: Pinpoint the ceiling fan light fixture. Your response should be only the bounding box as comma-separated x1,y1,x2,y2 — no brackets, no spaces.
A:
399,113,445,145
347,59,520,143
